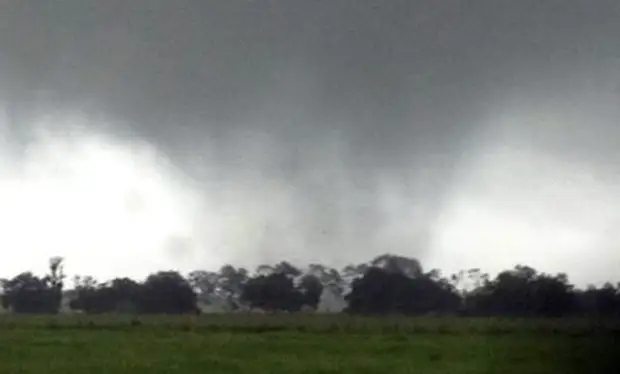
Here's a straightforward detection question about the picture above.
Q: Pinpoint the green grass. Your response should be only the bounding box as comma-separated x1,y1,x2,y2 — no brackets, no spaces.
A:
0,315,617,373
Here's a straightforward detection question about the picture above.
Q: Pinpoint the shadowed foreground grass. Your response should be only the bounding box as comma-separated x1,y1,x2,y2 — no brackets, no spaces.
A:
0,315,617,374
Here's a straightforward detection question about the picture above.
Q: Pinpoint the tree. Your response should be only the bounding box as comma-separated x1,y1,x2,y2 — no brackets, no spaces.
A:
1,272,59,314
341,262,370,293
345,265,462,315
297,273,323,309
47,257,65,288
241,272,303,312
370,254,423,278
216,265,249,300
71,276,143,314
240,262,326,311
529,273,574,317
46,256,65,312
107,277,143,313
463,266,575,317
139,271,197,314
307,264,344,294
70,275,103,313
1,257,66,314
256,261,301,278
187,270,218,296
6,253,618,318
574,283,620,317
346,267,407,314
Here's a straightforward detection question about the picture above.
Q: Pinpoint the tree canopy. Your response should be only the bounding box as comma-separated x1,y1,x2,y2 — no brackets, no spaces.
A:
0,254,618,317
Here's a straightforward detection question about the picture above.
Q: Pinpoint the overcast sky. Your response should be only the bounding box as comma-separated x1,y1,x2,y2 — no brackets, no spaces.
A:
0,1,619,286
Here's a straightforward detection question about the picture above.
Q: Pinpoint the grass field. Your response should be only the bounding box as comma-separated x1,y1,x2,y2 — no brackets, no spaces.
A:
0,315,617,373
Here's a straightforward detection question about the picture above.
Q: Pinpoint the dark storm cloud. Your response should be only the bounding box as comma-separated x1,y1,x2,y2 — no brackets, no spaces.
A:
1,0,619,278
3,1,619,152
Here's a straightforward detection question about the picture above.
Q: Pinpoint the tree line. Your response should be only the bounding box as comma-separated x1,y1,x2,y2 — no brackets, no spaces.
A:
1,254,619,317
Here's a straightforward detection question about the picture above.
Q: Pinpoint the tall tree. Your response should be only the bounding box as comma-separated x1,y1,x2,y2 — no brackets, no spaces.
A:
187,270,218,296
139,271,197,314
216,265,249,299
241,272,303,312
346,266,461,315
370,254,423,278
2,272,59,314
307,264,344,293
297,273,323,309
